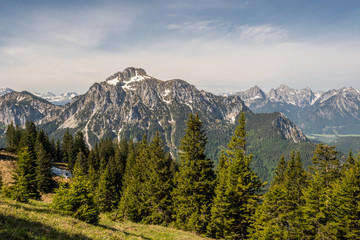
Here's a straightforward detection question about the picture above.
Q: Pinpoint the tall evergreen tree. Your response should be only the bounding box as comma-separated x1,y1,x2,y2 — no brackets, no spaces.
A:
118,136,149,222
273,155,286,186
172,113,216,234
95,160,118,212
36,143,53,193
143,132,174,225
311,143,340,188
52,163,99,224
251,152,307,239
74,131,89,157
208,112,263,239
62,129,75,168
12,148,40,202
297,144,340,239
19,121,37,154
298,171,330,239
75,151,88,176
5,122,22,153
328,157,360,239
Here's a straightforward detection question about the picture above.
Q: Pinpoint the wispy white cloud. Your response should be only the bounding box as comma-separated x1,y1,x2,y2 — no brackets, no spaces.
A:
234,24,288,43
0,1,360,95
3,4,139,49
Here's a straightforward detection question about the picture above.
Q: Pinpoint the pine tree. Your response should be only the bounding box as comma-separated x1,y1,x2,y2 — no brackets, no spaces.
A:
54,139,62,162
311,143,340,188
62,129,75,168
118,136,150,222
172,113,216,234
19,121,37,154
328,158,360,239
250,156,288,240
208,112,263,239
74,131,89,157
207,151,229,238
12,148,40,202
74,151,88,176
52,163,99,224
5,122,21,153
36,143,53,193
88,143,100,171
298,171,330,239
95,161,118,212
251,152,307,239
142,132,174,225
273,155,286,186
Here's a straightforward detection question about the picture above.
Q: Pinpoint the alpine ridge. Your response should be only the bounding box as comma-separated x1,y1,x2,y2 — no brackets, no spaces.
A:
0,67,311,182
234,85,360,135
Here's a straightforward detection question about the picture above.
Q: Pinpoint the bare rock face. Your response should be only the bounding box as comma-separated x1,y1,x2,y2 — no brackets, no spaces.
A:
234,85,360,135
0,67,309,162
46,67,250,153
0,91,63,127
273,113,308,143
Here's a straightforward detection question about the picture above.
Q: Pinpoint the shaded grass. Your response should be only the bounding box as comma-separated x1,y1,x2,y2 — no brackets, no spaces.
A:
0,197,212,240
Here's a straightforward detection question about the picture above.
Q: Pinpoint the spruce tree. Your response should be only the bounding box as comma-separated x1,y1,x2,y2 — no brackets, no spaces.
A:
273,155,286,186
74,131,89,157
207,151,229,238
311,143,340,188
52,163,99,224
172,113,215,234
36,143,53,193
95,161,117,212
251,152,307,239
118,137,150,222
143,132,174,225
62,129,75,168
19,121,37,154
208,112,263,239
5,122,21,153
75,151,88,176
12,148,40,202
328,157,360,239
298,171,330,239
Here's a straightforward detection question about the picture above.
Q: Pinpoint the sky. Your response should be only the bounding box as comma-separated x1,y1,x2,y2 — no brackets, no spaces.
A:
0,0,360,94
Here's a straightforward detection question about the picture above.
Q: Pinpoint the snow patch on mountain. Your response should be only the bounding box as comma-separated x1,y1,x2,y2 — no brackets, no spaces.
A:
0,88,14,96
34,92,78,105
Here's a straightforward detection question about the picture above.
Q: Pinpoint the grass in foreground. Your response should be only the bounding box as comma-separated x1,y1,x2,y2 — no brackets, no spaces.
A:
0,196,212,240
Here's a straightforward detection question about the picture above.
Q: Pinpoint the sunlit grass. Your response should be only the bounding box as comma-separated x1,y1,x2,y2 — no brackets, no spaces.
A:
0,196,212,240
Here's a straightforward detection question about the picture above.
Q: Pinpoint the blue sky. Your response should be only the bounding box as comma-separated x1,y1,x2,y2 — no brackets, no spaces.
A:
1,0,360,94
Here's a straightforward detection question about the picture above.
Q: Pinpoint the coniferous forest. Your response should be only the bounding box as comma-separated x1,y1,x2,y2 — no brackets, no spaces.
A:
1,112,360,239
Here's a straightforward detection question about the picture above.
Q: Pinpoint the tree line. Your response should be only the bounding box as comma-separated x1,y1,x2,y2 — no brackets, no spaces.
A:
1,113,360,239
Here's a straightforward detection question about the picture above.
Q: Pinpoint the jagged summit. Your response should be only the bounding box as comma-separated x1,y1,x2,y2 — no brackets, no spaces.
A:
0,88,14,96
106,67,148,82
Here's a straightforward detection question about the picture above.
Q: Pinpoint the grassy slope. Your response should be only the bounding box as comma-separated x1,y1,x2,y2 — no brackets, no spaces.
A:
0,197,212,240
0,156,211,240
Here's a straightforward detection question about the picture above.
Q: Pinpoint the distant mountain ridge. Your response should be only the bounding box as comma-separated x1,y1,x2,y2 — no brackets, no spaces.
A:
234,85,360,135
33,92,78,105
0,67,312,182
0,88,14,96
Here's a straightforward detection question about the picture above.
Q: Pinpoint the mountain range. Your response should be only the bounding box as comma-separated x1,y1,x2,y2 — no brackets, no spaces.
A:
0,87,78,106
0,67,314,182
234,85,360,135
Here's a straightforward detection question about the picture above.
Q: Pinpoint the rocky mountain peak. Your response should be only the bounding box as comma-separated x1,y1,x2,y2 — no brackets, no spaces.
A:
0,88,14,96
105,67,147,82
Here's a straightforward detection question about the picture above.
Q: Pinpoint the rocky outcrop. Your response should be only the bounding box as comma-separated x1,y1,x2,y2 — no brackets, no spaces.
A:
0,91,63,127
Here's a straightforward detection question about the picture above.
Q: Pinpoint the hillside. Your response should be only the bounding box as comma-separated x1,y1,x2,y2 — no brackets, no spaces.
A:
0,197,212,240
